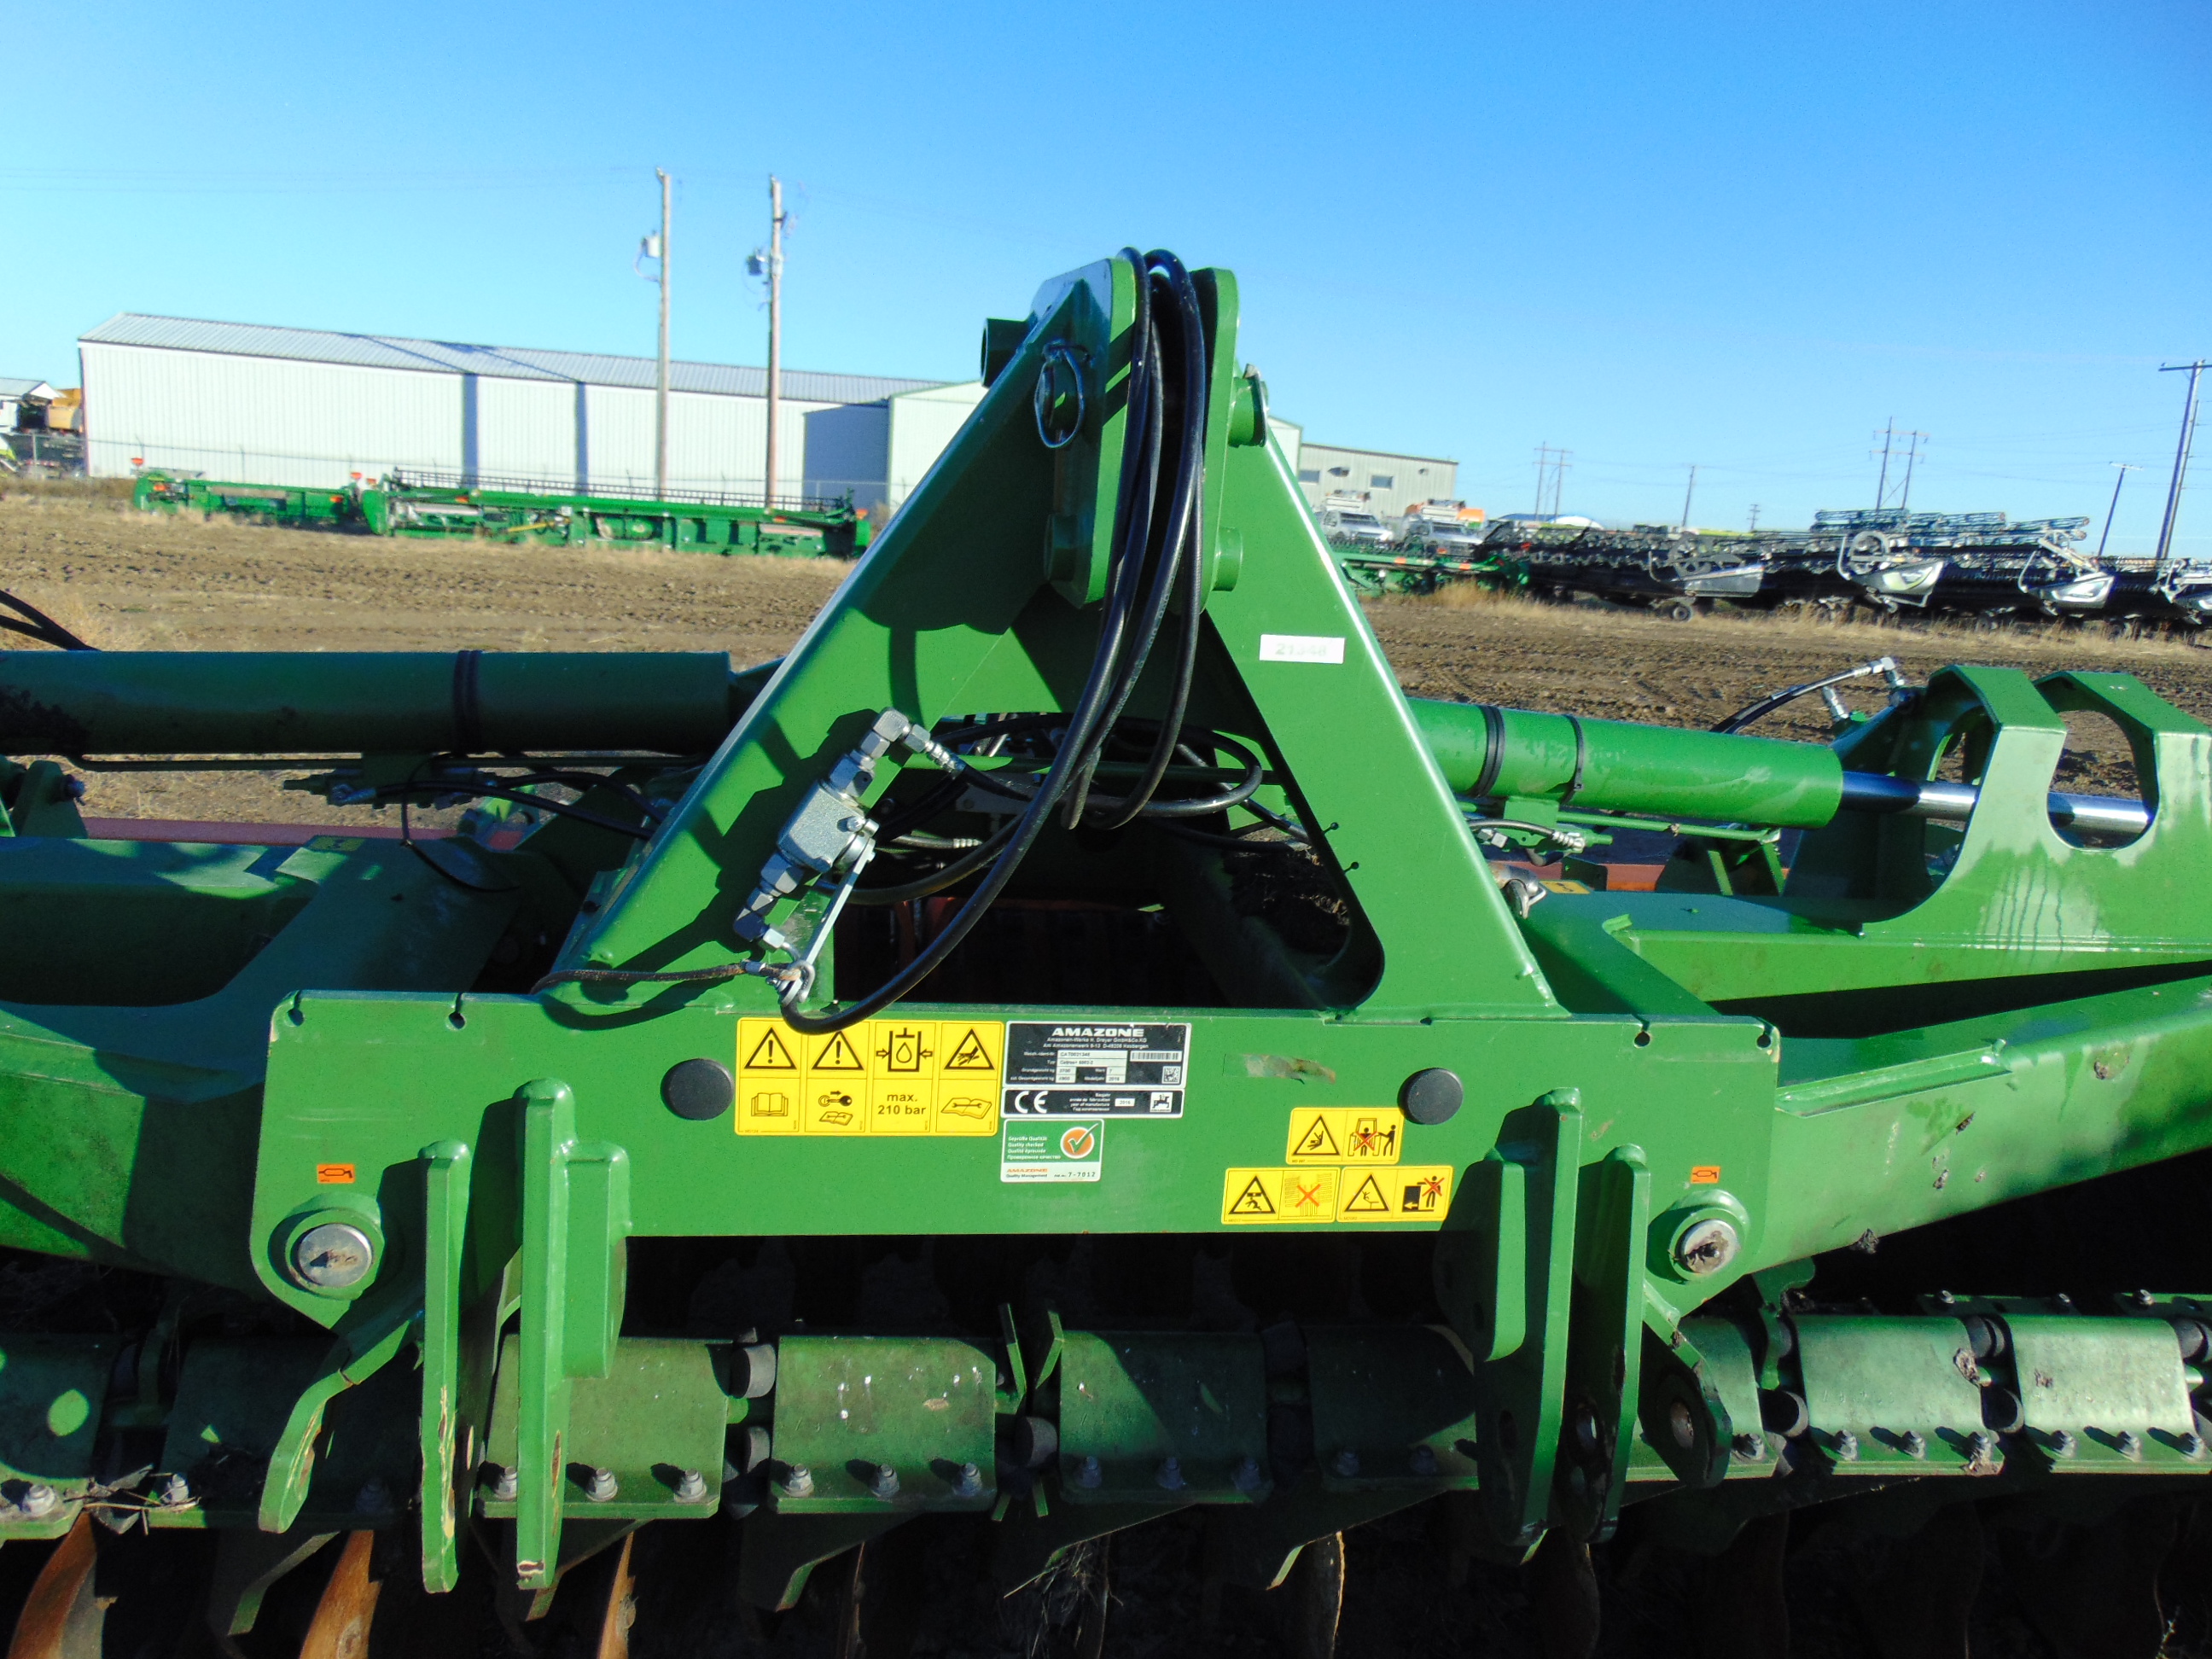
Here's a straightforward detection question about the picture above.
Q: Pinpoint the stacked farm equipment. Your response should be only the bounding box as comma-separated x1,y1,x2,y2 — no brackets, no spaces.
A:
132,469,871,558
3,248,2212,1655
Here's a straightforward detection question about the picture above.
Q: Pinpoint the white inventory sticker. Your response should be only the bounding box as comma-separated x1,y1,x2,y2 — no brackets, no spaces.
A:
1001,1120,1103,1183
1258,633,1346,665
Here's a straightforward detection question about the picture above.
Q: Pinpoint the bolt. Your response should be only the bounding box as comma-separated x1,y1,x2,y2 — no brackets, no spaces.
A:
1232,1457,1266,1494
1936,1289,1957,1306
2053,1293,2075,1310
2138,1289,2157,1307
19,1484,57,1519
1832,1431,1860,1462
1155,1458,1185,1492
1668,1400,1698,1451
1732,1434,1765,1461
952,1462,985,1499
1330,1448,1361,1478
355,1477,393,1515
1674,1217,1741,1277
290,1222,375,1291
1408,1445,1440,1476
1900,1430,1927,1458
778,1464,815,1499
487,1464,519,1502
868,1464,899,1500
2184,1433,2206,1459
160,1473,192,1507
2051,1430,2077,1458
2117,1430,2143,1459
673,1469,708,1504
583,1467,619,1503
1965,1431,1996,1464
1074,1456,1102,1490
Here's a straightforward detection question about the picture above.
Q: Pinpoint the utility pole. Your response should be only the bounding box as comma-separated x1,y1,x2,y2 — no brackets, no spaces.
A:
2097,462,2142,559
1871,419,1929,513
765,176,787,504
1748,503,1761,532
654,169,672,497
1679,463,1698,529
2154,361,2207,573
1533,444,1569,517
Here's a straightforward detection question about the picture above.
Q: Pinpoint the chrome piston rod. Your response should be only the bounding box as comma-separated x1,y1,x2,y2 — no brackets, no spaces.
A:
1840,771,2151,837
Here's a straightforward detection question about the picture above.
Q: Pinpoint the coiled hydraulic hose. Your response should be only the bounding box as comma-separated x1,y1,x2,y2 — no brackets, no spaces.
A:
780,247,1211,1034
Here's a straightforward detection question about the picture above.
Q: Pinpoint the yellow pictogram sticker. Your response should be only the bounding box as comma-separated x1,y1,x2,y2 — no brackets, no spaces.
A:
1285,1107,1405,1165
736,1017,1004,1137
1220,1164,1454,1225
1221,1167,1341,1225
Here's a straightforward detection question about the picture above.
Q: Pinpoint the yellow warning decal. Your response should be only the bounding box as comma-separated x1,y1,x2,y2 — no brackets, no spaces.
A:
1220,1164,1454,1225
1221,1167,1341,1225
736,1017,1004,1137
1285,1107,1405,1165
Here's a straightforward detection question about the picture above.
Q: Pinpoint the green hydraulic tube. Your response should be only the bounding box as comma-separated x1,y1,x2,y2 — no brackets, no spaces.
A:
1408,697,1845,829
0,651,748,756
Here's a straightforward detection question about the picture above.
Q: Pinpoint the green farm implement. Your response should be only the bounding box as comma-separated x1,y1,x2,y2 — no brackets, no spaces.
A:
132,469,871,558
12,249,2212,1655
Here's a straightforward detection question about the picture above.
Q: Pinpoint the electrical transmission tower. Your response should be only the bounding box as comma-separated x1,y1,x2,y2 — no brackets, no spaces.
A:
2154,362,2207,573
1871,419,1929,513
1533,444,1571,518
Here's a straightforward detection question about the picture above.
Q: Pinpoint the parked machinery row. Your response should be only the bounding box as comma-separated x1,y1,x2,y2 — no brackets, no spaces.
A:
1338,504,2212,633
131,469,873,558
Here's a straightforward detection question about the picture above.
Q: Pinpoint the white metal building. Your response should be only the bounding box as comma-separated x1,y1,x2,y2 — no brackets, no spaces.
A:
77,314,944,499
1292,441,1458,518
803,381,989,515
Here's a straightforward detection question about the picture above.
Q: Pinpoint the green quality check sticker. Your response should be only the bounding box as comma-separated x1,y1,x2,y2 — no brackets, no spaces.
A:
1000,1119,1104,1184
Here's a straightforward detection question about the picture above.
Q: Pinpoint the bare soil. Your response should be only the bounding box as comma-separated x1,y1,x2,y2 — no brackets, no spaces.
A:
4,480,2203,820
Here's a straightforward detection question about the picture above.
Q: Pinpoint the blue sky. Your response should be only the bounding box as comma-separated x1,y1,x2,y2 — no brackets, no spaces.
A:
7,1,2208,549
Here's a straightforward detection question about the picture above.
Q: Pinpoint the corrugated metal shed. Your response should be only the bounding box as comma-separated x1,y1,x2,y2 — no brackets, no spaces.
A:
78,312,948,496
1292,441,1458,518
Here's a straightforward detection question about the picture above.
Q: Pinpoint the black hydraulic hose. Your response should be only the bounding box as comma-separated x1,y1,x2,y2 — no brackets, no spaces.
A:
1088,252,1210,830
846,821,1019,906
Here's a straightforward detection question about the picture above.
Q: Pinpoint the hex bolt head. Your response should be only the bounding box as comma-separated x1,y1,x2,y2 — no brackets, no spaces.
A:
1330,1448,1361,1478
583,1467,619,1503
1900,1430,1927,1458
2182,1433,2206,1459
1232,1457,1266,1493
19,1483,57,1519
1732,1433,1765,1461
1674,1217,1741,1278
777,1464,814,1499
1965,1431,1996,1464
673,1469,708,1504
868,1464,900,1500
355,1477,393,1515
1832,1430,1860,1462
160,1473,192,1507
1408,1444,1441,1476
1074,1456,1103,1490
2136,1288,2157,1307
486,1463,519,1501
2117,1430,2143,1459
291,1223,375,1292
2050,1430,2078,1458
1155,1458,1186,1492
1668,1400,1698,1451
1936,1289,1957,1306
952,1462,985,1499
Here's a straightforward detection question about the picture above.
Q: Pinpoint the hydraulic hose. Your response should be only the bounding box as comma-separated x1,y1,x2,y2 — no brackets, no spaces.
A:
781,248,1212,1034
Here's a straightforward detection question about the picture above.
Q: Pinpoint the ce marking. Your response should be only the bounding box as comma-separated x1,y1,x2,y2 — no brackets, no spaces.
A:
1004,1091,1054,1115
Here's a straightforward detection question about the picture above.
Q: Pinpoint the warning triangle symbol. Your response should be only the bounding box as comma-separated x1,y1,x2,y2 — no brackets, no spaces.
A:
745,1028,797,1071
1342,1174,1390,1215
812,1032,865,1072
1293,1115,1340,1158
945,1028,996,1071
1229,1177,1276,1216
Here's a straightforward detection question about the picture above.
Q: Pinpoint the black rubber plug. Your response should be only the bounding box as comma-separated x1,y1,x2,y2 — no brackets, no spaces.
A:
662,1057,736,1121
1400,1068,1464,1125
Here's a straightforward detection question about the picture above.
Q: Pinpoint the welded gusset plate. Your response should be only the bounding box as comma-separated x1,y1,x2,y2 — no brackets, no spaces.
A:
767,1336,998,1515
1304,1325,1478,1492
1793,1316,2000,1476
1057,1330,1268,1504
0,1335,116,1539
2002,1316,2203,1471
484,1336,731,1520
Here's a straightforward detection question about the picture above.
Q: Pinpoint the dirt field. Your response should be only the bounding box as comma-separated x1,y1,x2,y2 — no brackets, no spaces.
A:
3,479,2206,820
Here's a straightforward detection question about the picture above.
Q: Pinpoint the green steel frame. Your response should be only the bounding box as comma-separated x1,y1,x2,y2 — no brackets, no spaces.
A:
7,252,2212,1626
